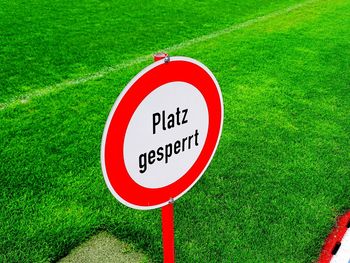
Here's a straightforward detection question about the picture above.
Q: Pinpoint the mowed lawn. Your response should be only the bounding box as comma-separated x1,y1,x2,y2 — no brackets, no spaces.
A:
1,0,349,262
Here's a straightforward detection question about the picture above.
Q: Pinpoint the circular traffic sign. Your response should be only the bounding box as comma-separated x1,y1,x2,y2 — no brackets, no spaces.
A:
319,211,350,263
101,56,223,210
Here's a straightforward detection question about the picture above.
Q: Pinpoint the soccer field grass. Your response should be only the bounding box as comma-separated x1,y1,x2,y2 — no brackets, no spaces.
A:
1,0,349,262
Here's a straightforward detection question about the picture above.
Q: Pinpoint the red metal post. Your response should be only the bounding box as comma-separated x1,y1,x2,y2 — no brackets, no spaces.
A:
153,53,174,263
162,202,175,263
154,52,169,62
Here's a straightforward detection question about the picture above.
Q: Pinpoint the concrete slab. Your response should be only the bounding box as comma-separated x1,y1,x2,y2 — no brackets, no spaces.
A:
59,232,150,263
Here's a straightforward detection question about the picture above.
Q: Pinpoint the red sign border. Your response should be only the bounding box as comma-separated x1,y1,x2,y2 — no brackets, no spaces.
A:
101,57,223,210
319,211,350,262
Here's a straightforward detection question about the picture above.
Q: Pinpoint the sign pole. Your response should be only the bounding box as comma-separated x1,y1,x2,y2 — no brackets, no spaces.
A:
153,52,175,263
102,52,223,263
162,200,175,263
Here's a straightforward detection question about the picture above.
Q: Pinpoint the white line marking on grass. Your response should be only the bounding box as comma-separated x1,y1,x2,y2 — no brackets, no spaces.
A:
0,0,317,111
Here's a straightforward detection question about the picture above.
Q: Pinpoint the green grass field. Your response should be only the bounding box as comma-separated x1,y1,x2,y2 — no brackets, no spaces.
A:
1,0,349,262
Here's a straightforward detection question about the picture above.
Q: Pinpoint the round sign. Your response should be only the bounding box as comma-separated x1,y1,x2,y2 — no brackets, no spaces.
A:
101,56,223,210
319,211,350,263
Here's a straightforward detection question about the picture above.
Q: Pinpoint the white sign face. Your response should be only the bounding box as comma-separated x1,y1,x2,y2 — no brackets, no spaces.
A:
101,56,223,209
124,81,209,188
